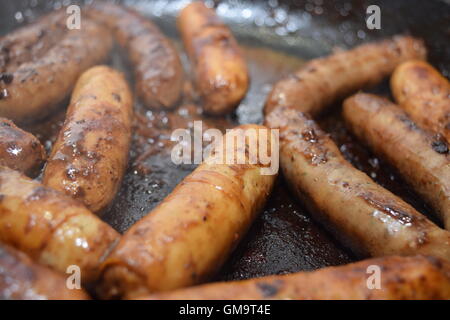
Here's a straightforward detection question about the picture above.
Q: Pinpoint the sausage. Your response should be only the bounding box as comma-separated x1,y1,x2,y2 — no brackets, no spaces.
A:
87,2,183,110
43,66,133,214
0,166,120,283
343,93,450,230
0,244,90,300
98,124,277,299
0,10,67,74
265,107,450,261
178,2,249,115
141,255,450,300
0,18,112,123
391,60,450,142
0,117,45,176
265,36,426,116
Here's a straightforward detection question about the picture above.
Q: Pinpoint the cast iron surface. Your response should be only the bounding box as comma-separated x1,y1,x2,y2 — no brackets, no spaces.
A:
0,0,449,282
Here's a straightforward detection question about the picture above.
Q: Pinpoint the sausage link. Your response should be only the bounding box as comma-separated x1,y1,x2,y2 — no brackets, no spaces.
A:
141,255,450,300
0,117,45,176
0,166,120,283
265,36,426,116
88,2,183,110
0,18,112,123
391,60,450,142
265,107,450,261
98,125,277,298
343,93,450,230
178,2,249,115
0,10,68,74
43,66,133,214
0,244,90,300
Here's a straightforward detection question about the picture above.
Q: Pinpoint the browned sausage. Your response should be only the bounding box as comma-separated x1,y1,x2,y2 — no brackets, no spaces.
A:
178,2,249,115
265,36,426,116
0,166,120,283
265,107,450,261
0,117,45,176
0,10,67,74
43,66,133,214
391,60,450,142
0,18,112,123
343,93,450,230
141,255,450,300
98,124,277,299
88,2,183,110
0,244,90,300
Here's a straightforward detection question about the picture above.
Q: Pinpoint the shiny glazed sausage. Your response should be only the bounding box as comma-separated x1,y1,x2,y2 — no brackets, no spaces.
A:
0,166,120,283
265,36,426,116
142,256,450,300
98,124,277,298
0,18,112,123
343,93,450,230
178,2,249,115
88,2,184,110
0,117,45,176
265,107,450,261
391,60,450,142
43,66,133,214
0,244,90,300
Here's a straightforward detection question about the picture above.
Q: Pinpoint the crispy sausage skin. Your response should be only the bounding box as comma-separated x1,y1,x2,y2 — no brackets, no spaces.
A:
0,10,67,74
178,2,249,115
265,107,450,261
0,244,90,300
391,60,450,142
0,117,45,176
88,2,183,110
141,256,450,300
343,93,450,230
98,125,277,298
265,36,426,116
43,66,133,214
0,166,120,283
0,18,112,123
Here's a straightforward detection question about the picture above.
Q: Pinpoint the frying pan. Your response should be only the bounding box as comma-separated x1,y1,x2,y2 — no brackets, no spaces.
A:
0,0,449,284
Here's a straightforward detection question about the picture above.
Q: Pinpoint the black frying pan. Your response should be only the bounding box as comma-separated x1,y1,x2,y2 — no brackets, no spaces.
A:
0,0,449,283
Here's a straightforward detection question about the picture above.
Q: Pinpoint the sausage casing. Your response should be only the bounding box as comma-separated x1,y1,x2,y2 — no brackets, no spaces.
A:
0,10,67,74
0,166,119,283
178,2,249,115
0,117,45,176
0,18,112,123
265,107,450,261
88,2,183,110
391,60,450,142
265,36,426,116
0,244,90,300
99,124,277,298
343,93,450,230
141,255,450,300
43,66,133,214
